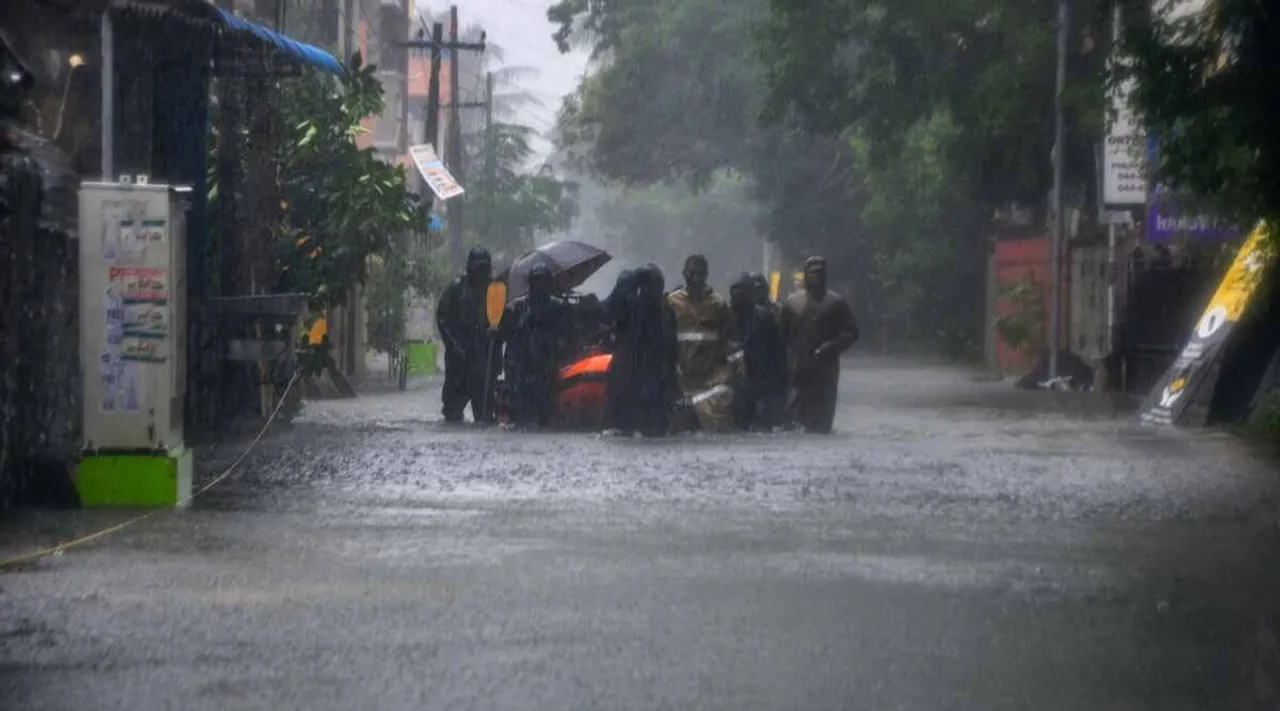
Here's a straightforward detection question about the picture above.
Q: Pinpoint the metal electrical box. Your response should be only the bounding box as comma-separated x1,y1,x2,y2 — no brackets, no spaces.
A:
79,181,189,454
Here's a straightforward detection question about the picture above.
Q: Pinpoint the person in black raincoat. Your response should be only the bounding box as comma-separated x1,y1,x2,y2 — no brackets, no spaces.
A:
749,272,788,430
729,273,788,431
729,274,756,429
436,247,497,423
602,269,638,431
605,265,678,437
498,264,575,430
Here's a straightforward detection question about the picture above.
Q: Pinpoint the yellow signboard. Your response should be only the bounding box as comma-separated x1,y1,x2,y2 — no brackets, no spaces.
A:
1140,220,1271,426
769,271,781,302
1206,223,1269,323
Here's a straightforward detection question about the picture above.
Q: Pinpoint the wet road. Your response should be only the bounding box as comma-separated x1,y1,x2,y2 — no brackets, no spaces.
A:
3,360,1279,710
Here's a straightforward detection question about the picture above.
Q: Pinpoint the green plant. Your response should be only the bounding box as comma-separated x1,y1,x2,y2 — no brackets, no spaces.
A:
364,254,407,356
993,275,1047,356
208,54,430,370
271,54,425,314
1118,0,1280,227
1249,392,1280,439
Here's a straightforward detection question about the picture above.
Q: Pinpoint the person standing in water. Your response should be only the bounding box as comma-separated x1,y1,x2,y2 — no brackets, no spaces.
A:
436,247,497,424
747,272,789,430
607,265,678,437
668,255,739,433
498,264,575,430
779,256,858,434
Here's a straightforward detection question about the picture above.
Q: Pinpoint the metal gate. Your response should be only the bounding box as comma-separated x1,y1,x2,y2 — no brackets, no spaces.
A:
1113,248,1219,395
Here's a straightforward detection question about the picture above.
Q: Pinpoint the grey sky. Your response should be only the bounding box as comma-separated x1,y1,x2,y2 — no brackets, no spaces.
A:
417,0,589,158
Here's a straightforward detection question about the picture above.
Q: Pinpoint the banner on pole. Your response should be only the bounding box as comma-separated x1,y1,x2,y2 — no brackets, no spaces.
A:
1139,221,1271,426
409,144,465,201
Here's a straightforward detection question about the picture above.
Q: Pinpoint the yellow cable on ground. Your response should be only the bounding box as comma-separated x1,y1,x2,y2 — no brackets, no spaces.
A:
0,372,301,569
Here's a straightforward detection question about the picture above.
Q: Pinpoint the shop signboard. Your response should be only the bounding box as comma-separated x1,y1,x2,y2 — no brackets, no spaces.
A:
1146,137,1241,242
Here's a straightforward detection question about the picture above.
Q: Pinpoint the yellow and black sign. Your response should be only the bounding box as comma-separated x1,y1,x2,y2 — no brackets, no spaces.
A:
1139,221,1272,426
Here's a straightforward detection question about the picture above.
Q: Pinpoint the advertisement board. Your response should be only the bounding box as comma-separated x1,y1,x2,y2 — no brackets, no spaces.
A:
1103,70,1147,205
408,144,465,201
1139,221,1270,426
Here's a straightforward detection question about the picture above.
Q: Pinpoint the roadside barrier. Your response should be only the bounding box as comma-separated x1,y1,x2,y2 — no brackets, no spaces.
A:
0,372,301,568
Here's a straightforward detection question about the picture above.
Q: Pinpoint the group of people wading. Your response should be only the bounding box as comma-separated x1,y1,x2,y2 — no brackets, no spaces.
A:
436,248,858,435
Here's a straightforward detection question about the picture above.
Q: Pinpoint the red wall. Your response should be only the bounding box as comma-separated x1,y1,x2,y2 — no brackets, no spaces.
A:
993,237,1053,373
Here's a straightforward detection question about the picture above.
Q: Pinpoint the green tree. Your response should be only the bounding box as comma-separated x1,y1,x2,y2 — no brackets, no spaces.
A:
469,121,579,261
758,0,1111,208
549,0,1111,356
1118,0,1278,223
551,0,766,188
847,109,981,356
208,55,430,374
270,55,425,313
753,0,1108,355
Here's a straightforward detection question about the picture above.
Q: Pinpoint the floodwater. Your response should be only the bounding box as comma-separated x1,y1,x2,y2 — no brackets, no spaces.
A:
2,359,1278,710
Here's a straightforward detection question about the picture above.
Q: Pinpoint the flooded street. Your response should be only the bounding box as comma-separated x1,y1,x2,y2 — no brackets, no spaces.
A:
3,360,1279,710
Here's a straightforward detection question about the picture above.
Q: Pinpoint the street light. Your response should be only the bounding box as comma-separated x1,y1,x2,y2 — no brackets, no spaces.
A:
52,53,85,140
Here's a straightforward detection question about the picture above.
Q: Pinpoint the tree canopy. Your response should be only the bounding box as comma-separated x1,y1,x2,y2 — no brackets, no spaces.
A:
1119,0,1280,224
549,0,1111,355
269,54,426,312
468,121,579,261
551,0,766,188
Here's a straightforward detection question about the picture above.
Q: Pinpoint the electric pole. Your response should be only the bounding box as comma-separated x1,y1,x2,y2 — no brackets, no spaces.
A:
447,5,464,272
401,16,486,271
424,21,443,175
1049,0,1069,382
483,71,495,187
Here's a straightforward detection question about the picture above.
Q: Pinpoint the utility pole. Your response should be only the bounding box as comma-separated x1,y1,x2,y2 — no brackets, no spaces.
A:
1049,0,1069,382
447,5,464,271
480,71,495,249
1106,1,1122,360
400,17,486,271
482,71,495,186
424,21,443,178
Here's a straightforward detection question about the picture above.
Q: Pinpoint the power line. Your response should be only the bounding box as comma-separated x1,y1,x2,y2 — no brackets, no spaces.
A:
486,32,566,65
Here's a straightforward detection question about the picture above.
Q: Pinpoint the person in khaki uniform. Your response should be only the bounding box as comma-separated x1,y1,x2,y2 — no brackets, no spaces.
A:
668,255,740,433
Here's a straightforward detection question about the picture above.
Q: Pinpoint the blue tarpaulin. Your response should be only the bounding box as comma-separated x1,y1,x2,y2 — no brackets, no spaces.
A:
214,8,344,77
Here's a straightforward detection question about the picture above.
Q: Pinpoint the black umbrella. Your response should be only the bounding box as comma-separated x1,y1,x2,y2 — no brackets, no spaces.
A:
500,241,612,299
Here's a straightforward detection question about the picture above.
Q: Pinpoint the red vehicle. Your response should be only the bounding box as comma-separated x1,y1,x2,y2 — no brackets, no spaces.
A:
492,241,620,430
493,292,614,431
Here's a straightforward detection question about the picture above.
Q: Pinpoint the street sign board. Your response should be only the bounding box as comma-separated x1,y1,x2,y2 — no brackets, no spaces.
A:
1103,66,1147,205
408,144,464,201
